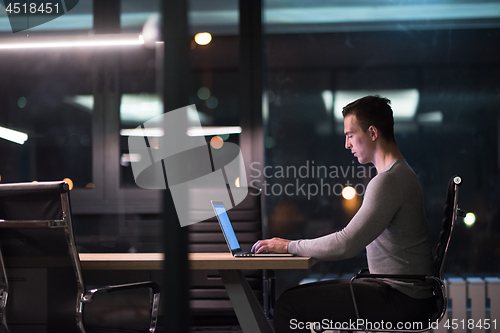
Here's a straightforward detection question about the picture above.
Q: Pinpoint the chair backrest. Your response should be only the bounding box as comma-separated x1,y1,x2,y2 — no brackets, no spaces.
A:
432,175,462,280
187,186,262,253
0,181,85,333
187,186,263,326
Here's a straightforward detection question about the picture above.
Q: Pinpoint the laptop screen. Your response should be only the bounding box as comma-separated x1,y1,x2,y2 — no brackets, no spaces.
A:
212,202,241,252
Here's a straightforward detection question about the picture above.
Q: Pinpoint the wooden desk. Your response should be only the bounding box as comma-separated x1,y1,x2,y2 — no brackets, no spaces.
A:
80,252,317,270
79,253,318,333
79,253,164,270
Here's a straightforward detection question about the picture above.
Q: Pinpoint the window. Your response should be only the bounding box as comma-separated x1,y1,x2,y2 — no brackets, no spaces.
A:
0,50,93,188
263,0,500,290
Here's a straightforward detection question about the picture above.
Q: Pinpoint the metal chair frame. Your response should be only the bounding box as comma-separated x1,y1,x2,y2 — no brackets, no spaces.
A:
0,181,160,333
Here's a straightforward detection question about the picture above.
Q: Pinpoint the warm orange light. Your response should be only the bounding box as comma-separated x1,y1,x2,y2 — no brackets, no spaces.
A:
86,183,95,188
235,177,240,188
63,178,74,190
210,136,224,149
194,32,212,45
342,186,356,200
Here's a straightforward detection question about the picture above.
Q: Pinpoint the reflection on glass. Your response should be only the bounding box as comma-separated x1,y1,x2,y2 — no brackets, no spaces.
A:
120,93,163,188
0,89,93,187
263,0,500,281
0,126,28,145
333,89,419,121
120,94,163,125
194,32,212,45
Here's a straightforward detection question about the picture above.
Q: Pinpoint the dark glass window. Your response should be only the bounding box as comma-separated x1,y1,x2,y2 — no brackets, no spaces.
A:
0,50,93,188
263,1,500,289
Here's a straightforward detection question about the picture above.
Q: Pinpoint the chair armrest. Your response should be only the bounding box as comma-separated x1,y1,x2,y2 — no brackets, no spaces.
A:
357,268,370,275
353,272,428,282
82,281,161,333
96,281,160,294
83,281,160,302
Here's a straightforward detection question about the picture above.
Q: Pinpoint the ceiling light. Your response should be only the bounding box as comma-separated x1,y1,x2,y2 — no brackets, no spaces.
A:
186,126,242,137
0,33,144,50
194,32,212,45
120,128,164,137
0,126,28,144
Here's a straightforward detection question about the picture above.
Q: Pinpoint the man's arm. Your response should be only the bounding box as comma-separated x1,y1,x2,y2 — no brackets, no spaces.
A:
252,170,403,259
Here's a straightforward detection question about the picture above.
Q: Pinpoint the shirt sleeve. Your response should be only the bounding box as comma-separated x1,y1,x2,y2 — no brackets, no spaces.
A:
287,171,404,260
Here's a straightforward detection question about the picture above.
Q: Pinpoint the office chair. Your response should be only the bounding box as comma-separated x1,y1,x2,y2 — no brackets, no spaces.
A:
188,186,265,327
347,175,464,332
0,181,160,333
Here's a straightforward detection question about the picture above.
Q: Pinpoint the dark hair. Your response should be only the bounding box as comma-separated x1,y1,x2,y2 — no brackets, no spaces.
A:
342,95,395,143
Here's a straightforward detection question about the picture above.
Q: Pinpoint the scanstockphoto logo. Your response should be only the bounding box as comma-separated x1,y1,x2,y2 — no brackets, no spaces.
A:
128,105,249,227
2,0,79,33
249,161,377,200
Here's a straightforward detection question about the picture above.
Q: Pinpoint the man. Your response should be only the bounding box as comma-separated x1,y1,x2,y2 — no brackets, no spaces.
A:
252,95,436,332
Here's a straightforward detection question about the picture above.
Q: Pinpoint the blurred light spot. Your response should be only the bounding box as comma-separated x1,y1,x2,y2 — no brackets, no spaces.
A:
206,96,218,109
342,186,356,200
197,87,210,100
120,94,162,123
265,136,276,149
235,177,240,188
86,183,95,188
210,136,224,149
321,90,333,115
194,32,212,45
68,95,94,110
63,178,74,190
464,212,476,226
219,133,229,140
149,137,160,149
417,111,443,124
17,97,27,109
121,153,142,166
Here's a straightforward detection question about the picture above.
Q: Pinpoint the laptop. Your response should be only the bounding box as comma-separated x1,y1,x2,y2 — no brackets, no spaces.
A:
211,200,294,257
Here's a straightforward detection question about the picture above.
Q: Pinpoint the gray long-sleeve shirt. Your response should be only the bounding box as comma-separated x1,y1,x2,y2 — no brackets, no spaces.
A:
288,159,434,298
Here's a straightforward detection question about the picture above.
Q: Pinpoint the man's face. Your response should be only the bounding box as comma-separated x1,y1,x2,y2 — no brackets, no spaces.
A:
344,114,375,164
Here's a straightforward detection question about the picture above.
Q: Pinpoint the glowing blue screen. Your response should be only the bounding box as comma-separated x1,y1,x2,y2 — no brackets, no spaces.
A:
214,204,240,251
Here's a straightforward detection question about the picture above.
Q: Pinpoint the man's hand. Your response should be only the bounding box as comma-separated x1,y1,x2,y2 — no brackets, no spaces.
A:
251,237,291,254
